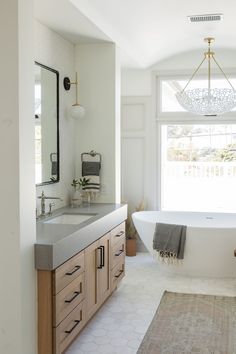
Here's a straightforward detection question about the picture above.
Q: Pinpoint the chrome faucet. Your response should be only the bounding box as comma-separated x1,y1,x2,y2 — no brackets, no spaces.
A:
37,191,62,217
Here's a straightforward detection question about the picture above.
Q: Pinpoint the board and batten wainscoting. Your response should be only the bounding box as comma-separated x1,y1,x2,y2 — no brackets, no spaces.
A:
121,96,153,252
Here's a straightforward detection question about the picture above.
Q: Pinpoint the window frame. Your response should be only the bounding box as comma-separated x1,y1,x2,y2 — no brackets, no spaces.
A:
155,72,236,211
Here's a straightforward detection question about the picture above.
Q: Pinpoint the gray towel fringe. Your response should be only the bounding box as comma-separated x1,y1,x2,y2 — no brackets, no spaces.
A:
155,251,184,265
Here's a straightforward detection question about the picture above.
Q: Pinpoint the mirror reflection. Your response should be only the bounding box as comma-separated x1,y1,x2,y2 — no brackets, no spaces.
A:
34,62,59,185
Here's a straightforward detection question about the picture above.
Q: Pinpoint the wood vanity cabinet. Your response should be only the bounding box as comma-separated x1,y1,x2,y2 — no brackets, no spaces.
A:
38,222,125,354
110,223,126,292
84,232,110,322
38,252,85,354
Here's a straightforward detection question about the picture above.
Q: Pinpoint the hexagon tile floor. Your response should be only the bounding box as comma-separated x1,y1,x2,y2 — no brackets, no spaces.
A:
65,253,236,354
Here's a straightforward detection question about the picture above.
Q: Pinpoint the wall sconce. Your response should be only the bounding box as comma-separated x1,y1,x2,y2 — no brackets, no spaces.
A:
63,72,85,119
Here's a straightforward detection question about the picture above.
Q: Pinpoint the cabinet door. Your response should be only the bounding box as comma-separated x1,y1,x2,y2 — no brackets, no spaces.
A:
97,233,111,305
84,240,100,321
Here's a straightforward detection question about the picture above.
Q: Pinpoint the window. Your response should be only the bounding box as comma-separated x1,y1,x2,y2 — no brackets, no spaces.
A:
161,124,236,212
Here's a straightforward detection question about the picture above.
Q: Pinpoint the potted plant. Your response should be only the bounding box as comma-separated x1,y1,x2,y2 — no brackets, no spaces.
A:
71,177,90,207
126,213,137,256
125,200,146,256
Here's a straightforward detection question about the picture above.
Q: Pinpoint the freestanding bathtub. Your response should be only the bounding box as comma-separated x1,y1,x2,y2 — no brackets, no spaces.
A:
132,211,236,278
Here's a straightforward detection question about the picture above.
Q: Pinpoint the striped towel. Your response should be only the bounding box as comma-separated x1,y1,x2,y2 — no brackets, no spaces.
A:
82,161,101,192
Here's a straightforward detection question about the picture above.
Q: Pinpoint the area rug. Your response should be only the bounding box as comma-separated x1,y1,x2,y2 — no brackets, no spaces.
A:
137,291,236,354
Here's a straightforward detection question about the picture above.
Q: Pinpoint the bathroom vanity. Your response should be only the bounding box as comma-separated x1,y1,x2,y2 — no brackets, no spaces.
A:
35,203,127,354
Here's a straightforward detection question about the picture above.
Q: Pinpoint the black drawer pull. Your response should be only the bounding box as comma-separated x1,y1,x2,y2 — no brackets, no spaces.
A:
115,270,123,278
65,265,81,276
65,291,80,303
97,246,103,269
101,245,105,267
115,231,124,237
115,250,123,257
65,320,80,334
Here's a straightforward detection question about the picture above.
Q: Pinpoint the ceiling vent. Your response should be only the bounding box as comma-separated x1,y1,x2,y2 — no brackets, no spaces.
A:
188,14,223,23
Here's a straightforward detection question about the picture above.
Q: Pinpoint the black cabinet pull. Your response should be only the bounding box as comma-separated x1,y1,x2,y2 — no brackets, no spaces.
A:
115,231,124,237
65,320,80,334
65,291,80,303
97,246,103,269
115,270,123,278
101,245,105,267
115,250,123,257
65,265,81,276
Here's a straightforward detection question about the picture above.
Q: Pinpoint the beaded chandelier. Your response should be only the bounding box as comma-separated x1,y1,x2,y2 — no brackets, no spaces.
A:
176,38,236,116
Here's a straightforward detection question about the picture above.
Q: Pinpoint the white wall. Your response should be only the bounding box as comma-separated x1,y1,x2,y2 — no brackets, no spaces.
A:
121,48,236,97
121,69,151,96
121,96,153,251
0,1,36,354
34,20,76,211
75,43,121,203
121,69,153,224
152,48,236,72
0,18,77,354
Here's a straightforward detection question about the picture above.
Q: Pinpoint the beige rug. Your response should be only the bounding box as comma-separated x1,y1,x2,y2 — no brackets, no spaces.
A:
137,291,236,354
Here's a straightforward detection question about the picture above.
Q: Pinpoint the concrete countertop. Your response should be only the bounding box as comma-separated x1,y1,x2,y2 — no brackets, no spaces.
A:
35,203,127,270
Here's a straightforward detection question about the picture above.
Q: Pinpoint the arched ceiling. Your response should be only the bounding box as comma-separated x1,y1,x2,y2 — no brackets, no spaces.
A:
35,0,236,68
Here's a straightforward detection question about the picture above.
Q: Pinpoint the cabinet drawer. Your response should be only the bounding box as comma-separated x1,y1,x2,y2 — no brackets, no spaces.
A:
54,273,84,327
54,301,85,354
110,256,125,293
110,222,125,247
54,252,84,294
111,235,125,269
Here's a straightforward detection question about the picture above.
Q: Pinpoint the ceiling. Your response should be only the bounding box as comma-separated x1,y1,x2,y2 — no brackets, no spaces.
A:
35,0,236,68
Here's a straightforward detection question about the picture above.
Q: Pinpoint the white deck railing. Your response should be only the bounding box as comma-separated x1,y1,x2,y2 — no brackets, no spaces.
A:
165,161,236,178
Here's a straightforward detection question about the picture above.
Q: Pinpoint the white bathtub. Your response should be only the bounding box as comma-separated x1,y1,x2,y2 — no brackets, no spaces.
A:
132,211,236,278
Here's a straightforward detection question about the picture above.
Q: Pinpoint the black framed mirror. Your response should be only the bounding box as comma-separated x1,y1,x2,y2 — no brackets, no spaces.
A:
34,62,59,186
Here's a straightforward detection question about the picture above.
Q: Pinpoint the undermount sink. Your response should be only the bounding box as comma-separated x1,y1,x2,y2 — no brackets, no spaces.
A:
44,213,96,225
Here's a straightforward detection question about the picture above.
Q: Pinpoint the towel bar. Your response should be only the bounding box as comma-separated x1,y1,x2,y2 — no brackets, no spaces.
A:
81,150,102,163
